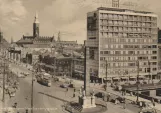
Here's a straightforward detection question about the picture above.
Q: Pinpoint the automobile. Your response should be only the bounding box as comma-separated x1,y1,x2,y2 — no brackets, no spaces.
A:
24,72,30,76
53,77,59,81
95,92,104,98
68,83,75,88
143,81,147,84
60,84,68,88
18,74,25,78
116,96,125,103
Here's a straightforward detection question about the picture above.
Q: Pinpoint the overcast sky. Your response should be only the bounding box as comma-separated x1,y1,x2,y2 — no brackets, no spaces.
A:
0,0,161,44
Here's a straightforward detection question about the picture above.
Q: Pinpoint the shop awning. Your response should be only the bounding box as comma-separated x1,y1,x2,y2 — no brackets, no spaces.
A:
103,78,111,80
74,70,84,74
139,76,144,78
113,77,120,80
121,77,128,79
130,76,137,79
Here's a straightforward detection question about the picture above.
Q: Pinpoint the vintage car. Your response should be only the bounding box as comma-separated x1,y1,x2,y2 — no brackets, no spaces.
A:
60,84,68,88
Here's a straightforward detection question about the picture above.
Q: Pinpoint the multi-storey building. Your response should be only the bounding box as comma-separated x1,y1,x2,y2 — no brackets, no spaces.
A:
86,7,158,83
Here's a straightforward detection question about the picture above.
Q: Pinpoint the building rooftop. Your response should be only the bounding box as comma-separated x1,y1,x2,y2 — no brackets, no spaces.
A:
97,7,154,14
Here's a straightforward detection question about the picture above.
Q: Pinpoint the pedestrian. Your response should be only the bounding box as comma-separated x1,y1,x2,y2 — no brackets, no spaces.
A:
123,98,126,109
73,92,75,98
106,102,108,110
74,88,76,92
66,88,68,92
115,99,118,105
26,109,28,113
139,101,143,112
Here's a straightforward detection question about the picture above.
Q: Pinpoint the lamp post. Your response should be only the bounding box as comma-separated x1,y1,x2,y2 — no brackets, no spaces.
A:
2,62,5,103
105,60,108,91
148,60,150,84
31,70,34,113
136,60,139,102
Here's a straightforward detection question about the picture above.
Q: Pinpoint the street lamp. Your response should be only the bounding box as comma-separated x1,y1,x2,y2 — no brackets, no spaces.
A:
31,70,34,113
148,60,150,84
136,60,139,102
105,60,108,91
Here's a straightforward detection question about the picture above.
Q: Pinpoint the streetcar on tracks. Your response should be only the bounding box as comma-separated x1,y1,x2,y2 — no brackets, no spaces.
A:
36,72,51,87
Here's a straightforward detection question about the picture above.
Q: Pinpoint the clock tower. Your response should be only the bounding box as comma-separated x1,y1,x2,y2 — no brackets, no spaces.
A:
33,12,39,37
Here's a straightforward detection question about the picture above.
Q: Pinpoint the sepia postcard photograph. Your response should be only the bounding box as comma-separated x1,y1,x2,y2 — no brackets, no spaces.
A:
0,0,161,113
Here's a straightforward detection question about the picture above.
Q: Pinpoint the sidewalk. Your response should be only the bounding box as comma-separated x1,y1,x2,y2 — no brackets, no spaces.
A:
59,77,161,112
105,102,134,113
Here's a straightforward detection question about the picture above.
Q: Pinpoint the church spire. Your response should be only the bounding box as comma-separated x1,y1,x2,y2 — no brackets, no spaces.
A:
33,11,39,37
58,31,61,41
34,11,39,23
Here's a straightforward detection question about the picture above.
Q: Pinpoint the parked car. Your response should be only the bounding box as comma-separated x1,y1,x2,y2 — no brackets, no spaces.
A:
95,92,104,98
68,83,75,88
24,72,29,76
116,96,125,103
60,84,68,88
54,77,59,81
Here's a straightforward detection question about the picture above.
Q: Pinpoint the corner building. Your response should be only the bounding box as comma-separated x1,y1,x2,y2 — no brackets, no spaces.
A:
86,7,158,83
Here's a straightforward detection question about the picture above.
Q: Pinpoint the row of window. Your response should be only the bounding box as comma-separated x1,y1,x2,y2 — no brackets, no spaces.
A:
100,50,157,55
100,26,157,32
101,61,157,67
100,13,157,22
100,68,157,75
100,20,157,27
100,32,157,38
100,56,157,62
102,44,157,49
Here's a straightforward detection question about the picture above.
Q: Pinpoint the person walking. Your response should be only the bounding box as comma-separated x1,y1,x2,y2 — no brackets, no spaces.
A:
73,92,75,98
65,88,68,96
139,101,143,113
123,97,126,109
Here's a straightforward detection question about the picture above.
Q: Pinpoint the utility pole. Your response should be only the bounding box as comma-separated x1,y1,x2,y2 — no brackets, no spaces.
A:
70,50,73,80
136,60,139,102
31,71,34,113
54,46,56,78
2,62,5,103
148,60,150,84
105,60,108,91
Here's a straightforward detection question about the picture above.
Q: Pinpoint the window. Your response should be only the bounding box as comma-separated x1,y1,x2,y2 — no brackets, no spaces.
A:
152,62,157,65
152,45,157,48
151,56,157,59
115,51,120,55
152,51,157,54
89,37,96,39
153,68,157,71
104,51,110,54
89,49,95,60
100,57,105,61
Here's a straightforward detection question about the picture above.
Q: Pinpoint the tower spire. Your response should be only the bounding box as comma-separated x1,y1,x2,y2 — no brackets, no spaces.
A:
34,11,39,23
33,11,39,37
11,37,13,44
58,31,61,41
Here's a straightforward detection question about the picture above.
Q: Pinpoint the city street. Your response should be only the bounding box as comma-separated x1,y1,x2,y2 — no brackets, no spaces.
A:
6,63,139,113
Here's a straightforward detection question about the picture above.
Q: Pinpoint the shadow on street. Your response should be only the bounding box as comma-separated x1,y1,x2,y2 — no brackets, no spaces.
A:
38,92,69,103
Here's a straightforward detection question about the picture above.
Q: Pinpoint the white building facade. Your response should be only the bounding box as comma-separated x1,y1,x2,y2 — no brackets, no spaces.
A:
86,7,158,83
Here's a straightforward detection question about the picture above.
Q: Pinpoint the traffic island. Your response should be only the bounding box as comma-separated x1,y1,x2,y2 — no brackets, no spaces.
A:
64,101,107,113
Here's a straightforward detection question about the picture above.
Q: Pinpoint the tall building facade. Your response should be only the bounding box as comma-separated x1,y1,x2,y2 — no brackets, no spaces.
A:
86,7,158,83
